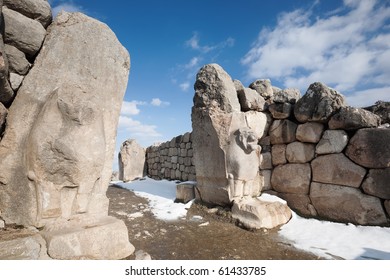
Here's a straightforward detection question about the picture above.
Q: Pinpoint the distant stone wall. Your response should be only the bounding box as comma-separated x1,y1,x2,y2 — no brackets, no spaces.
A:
145,132,196,181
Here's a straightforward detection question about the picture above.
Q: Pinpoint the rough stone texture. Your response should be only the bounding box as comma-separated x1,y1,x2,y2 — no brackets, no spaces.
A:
0,12,133,259
0,232,50,259
268,102,292,119
192,64,262,205
271,163,311,194
0,45,14,105
346,128,390,169
135,250,152,260
311,154,366,188
176,182,196,203
118,139,146,182
244,111,269,139
315,130,349,155
310,182,388,226
361,168,390,199
277,193,317,217
3,0,52,28
237,86,266,112
296,122,324,143
294,82,346,123
271,144,286,166
0,102,7,133
260,152,272,170
260,170,272,191
232,197,292,229
385,200,390,217
193,63,240,113
249,79,273,100
3,7,46,57
328,107,381,130
41,216,134,260
286,142,315,163
364,101,390,124
269,119,297,144
273,88,301,104
9,72,24,91
4,44,30,75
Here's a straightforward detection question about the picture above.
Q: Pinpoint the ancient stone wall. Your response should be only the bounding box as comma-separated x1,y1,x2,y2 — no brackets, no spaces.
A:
191,64,390,227
145,132,196,182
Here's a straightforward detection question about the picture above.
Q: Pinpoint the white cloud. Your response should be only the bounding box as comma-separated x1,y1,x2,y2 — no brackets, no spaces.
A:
118,116,161,138
120,101,146,116
242,0,390,96
344,87,390,107
179,82,190,92
151,98,170,107
51,1,84,17
185,32,235,53
185,57,200,69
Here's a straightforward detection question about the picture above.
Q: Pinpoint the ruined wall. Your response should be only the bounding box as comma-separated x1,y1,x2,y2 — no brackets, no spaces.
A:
191,64,390,227
145,132,196,182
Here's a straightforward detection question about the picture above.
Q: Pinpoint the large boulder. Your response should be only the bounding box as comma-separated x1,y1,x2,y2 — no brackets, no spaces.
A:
0,44,14,105
269,119,297,144
328,107,381,130
192,64,262,205
272,88,301,104
237,86,266,112
311,154,366,188
296,122,324,143
249,79,273,100
2,7,46,57
315,130,349,155
271,163,311,194
0,12,133,259
3,0,52,28
364,101,390,124
285,142,315,163
346,128,390,169
4,44,30,75
232,197,292,229
118,139,146,182
361,168,390,199
294,82,346,123
310,182,387,226
0,102,7,134
268,102,292,119
271,144,287,166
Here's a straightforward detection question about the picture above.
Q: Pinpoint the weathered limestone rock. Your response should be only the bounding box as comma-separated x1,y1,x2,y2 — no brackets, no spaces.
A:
385,200,390,217
328,107,381,130
0,232,50,260
42,216,134,260
346,128,390,168
259,152,272,170
249,79,273,100
0,102,7,132
269,119,297,144
4,44,30,75
192,64,262,205
268,102,292,119
277,193,317,217
176,182,196,203
271,144,286,166
118,139,146,182
3,0,52,28
232,197,292,229
310,182,388,226
296,122,324,143
271,163,311,194
237,86,266,112
3,7,46,57
315,130,348,154
294,82,346,123
286,142,315,163
364,101,390,124
0,46,14,105
311,154,366,188
260,170,272,191
244,111,269,139
193,63,240,113
361,168,390,199
9,72,24,91
273,88,301,104
0,12,132,259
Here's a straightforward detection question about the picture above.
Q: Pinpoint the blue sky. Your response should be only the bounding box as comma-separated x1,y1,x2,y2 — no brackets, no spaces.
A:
48,0,389,167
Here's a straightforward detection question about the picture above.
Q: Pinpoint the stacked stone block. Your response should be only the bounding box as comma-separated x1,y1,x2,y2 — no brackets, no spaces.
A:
145,132,196,181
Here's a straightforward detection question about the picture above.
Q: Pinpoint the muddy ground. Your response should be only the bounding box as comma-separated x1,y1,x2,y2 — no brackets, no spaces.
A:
107,184,323,260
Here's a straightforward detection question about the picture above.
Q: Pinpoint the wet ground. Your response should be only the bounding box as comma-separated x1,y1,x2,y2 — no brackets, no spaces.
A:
107,184,322,260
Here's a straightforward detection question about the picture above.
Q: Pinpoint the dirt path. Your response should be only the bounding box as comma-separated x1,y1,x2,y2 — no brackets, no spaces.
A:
107,185,322,260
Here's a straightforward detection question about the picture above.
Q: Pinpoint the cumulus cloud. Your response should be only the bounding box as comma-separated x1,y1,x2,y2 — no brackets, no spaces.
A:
120,100,146,116
118,116,161,138
179,82,191,92
50,1,84,17
151,98,170,107
242,0,390,99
